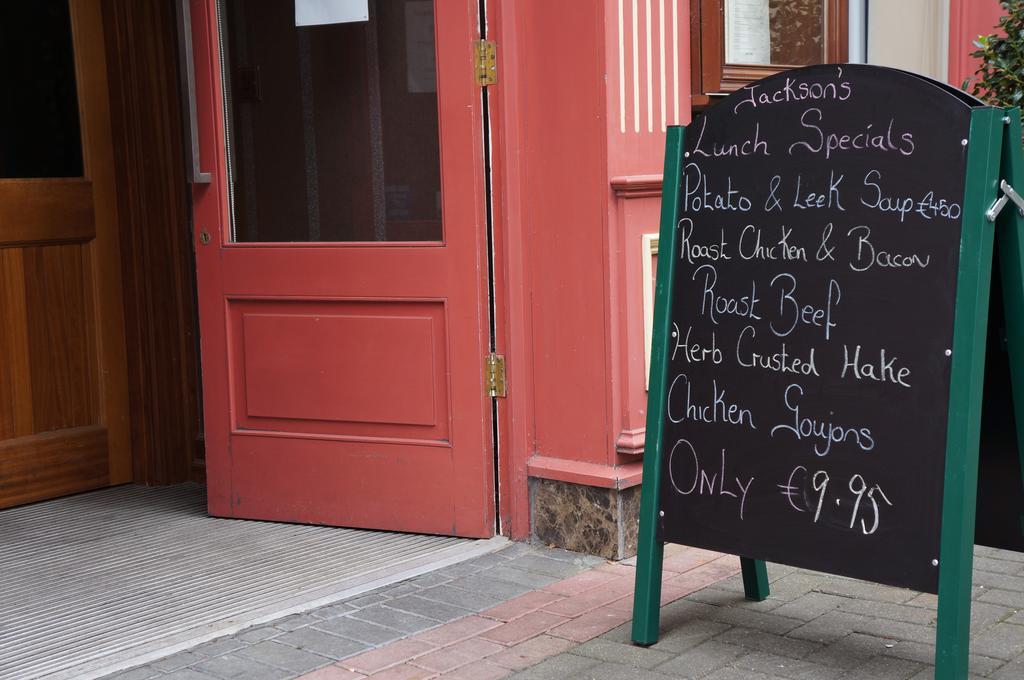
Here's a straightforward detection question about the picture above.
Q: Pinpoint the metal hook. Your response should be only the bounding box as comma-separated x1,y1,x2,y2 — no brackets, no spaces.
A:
986,180,1024,222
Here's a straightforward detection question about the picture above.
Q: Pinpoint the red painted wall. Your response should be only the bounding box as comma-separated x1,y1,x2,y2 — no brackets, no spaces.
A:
949,0,1007,90
493,0,690,515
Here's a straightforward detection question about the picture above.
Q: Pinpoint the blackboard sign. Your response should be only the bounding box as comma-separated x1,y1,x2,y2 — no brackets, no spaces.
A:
654,64,987,594
631,70,1024,677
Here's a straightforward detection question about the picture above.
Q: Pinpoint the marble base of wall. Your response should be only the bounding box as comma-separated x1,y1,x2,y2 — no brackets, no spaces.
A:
529,477,640,561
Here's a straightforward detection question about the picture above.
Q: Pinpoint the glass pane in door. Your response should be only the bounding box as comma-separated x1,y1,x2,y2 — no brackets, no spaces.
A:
219,0,442,243
0,2,83,178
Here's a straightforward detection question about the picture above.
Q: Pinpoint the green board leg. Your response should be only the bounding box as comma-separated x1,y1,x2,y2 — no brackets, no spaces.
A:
631,126,686,647
740,557,769,601
631,528,664,646
995,109,1024,543
934,107,1003,680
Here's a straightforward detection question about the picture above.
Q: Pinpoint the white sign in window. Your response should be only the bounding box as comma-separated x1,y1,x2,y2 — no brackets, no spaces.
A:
295,0,368,26
725,0,771,64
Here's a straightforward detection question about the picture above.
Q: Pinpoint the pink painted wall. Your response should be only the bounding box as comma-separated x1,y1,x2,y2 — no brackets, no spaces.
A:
949,0,1007,90
494,0,690,491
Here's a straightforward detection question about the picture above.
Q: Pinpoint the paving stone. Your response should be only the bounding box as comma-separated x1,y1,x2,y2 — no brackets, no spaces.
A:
702,668,774,680
412,636,505,672
481,610,571,645
571,638,676,668
443,659,513,680
273,613,322,631
348,604,439,634
815,578,918,604
312,602,357,619
275,626,369,660
766,562,799,580
654,640,748,678
707,575,745,594
193,653,294,680
648,619,732,654
542,583,630,617
433,562,487,579
714,627,821,659
543,569,620,596
503,554,585,579
769,592,848,622
314,615,406,646
346,593,389,609
101,667,161,680
488,634,576,670
496,543,536,560
191,637,248,658
468,553,513,569
384,595,473,622
236,640,331,673
968,621,1024,660
406,571,451,589
728,650,844,679
484,565,560,589
412,615,502,646
446,573,535,600
975,556,1023,575
363,662,433,679
535,547,604,567
982,548,1024,563
565,660,675,680
417,584,505,612
548,607,631,642
235,626,282,643
838,654,925,680
845,615,938,645
991,655,1024,679
151,651,204,672
160,670,222,680
875,636,1004,676
299,667,368,680
971,601,1016,633
482,590,564,622
704,606,804,635
834,598,937,626
509,651,602,679
978,587,1024,609
378,584,421,599
904,592,938,610
785,610,873,645
971,570,1024,592
339,639,435,674
685,587,785,613
802,633,887,670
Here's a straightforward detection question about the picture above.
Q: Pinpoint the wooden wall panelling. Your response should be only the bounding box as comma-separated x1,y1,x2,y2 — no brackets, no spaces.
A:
102,0,203,485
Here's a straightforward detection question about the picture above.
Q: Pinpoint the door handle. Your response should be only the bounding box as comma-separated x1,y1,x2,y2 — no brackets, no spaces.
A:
176,0,212,184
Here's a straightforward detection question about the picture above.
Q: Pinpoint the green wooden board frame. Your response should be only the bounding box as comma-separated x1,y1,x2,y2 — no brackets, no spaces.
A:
633,109,1019,680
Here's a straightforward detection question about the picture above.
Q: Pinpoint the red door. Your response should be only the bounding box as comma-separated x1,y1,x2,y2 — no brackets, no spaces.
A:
187,0,494,537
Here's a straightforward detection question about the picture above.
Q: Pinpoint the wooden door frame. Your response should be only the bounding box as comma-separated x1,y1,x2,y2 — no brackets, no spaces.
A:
102,0,204,486
486,0,531,540
74,0,132,485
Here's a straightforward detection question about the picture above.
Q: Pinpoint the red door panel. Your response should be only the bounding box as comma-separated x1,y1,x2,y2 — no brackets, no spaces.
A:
188,0,494,537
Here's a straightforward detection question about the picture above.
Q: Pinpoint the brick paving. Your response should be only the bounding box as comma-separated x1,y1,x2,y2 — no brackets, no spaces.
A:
101,543,1024,680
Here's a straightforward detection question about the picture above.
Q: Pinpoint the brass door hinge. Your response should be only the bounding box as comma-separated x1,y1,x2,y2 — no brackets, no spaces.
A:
474,39,497,86
484,353,506,398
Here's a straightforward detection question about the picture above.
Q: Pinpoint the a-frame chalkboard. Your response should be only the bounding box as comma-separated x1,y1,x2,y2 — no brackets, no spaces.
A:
631,65,1024,679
